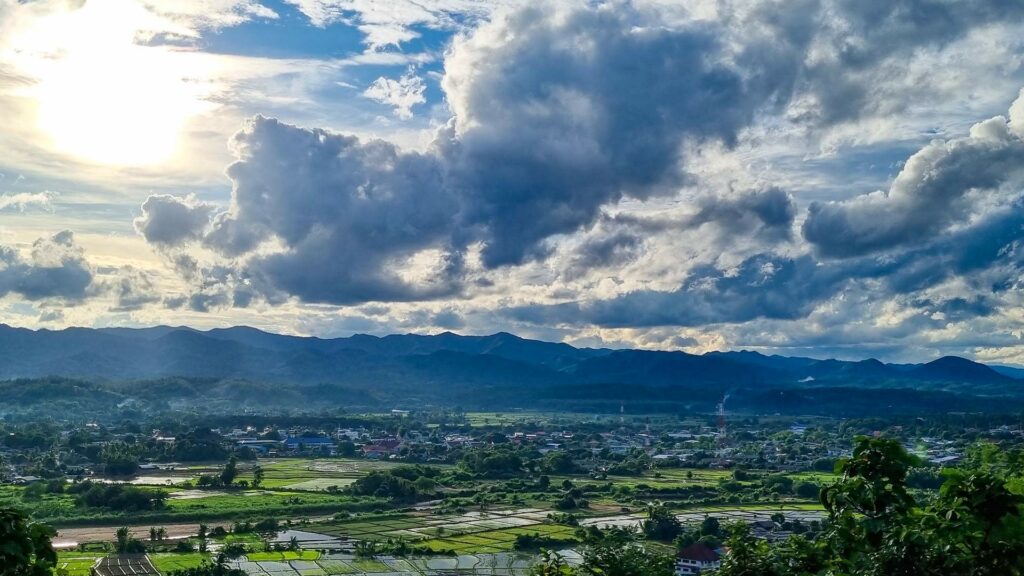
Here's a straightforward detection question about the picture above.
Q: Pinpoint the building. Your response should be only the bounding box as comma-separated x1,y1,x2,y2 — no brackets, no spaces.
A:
284,436,336,453
676,543,722,575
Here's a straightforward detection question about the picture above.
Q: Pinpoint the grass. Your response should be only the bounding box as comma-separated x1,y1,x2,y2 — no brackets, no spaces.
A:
165,490,355,514
56,552,104,576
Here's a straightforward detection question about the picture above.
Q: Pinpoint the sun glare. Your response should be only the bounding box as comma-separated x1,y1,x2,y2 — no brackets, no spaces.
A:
13,1,211,167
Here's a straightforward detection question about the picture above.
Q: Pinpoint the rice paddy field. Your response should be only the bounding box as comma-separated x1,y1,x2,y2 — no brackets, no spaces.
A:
312,508,553,543
419,524,578,553
148,553,211,573
243,459,406,491
227,552,545,575
52,501,827,575
56,552,106,576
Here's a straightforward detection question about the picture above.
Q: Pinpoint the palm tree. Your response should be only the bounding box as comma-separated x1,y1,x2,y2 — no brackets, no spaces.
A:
115,526,130,553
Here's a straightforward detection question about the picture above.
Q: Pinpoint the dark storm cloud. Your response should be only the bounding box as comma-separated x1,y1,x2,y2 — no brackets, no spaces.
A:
206,116,461,305
134,194,215,247
687,187,796,243
510,253,841,328
911,296,996,321
565,230,644,279
803,115,1024,258
0,231,93,301
441,3,762,268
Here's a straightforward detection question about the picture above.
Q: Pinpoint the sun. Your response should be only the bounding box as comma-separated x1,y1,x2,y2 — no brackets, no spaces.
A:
35,53,200,166
14,1,210,167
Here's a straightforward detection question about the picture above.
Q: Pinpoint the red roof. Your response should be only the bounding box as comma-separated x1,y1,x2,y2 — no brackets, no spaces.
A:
679,543,720,563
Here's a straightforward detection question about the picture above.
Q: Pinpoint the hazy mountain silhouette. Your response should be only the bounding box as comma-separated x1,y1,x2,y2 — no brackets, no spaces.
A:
0,325,1020,403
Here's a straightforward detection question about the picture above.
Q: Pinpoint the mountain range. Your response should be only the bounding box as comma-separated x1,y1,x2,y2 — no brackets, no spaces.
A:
1,324,1022,415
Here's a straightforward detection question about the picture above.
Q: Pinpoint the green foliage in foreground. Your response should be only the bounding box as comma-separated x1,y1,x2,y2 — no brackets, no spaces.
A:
0,507,57,576
533,437,1024,576
714,437,1024,575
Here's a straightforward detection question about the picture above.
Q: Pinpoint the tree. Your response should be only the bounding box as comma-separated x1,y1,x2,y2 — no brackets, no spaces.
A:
530,550,569,576
116,526,130,553
699,516,720,538
115,526,145,554
718,436,1024,576
198,523,209,553
577,543,674,576
0,507,57,576
252,465,264,489
220,456,238,486
641,503,682,541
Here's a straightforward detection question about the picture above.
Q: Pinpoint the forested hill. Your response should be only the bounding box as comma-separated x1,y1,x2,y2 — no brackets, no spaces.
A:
0,324,1022,414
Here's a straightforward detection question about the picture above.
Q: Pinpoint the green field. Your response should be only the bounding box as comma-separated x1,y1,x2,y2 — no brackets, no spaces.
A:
165,489,358,514
149,553,211,573
56,553,104,576
242,459,403,490
420,524,578,553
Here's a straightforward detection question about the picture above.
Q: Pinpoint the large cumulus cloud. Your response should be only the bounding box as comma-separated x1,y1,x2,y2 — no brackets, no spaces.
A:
138,2,778,305
803,107,1024,258
206,116,458,305
134,194,216,247
440,3,765,267
0,231,94,301
506,93,1024,330
135,0,1024,335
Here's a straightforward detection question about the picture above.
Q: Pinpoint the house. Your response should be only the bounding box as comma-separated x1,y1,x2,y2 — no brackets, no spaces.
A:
676,543,722,575
362,437,403,459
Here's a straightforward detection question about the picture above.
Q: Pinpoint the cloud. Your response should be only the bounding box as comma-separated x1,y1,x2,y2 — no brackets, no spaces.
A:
202,115,460,305
803,105,1024,258
284,0,519,49
565,229,645,280
510,253,839,328
134,194,216,247
129,0,1024,364
508,200,1024,329
0,191,54,212
143,2,778,306
733,0,1024,125
687,187,796,243
107,266,161,312
0,231,94,301
363,68,426,119
441,3,762,268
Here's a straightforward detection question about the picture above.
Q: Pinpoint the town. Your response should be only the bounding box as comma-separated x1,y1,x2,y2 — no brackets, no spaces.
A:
2,406,1018,575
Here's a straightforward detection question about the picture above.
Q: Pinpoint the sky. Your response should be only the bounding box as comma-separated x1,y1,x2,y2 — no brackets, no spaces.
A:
2,0,1024,364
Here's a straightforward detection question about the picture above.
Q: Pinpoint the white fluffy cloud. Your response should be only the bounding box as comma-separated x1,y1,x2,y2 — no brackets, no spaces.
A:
0,191,54,212
363,68,427,119
803,101,1024,258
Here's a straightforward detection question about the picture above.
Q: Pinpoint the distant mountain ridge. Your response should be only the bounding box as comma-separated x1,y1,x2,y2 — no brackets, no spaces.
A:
0,324,1021,411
